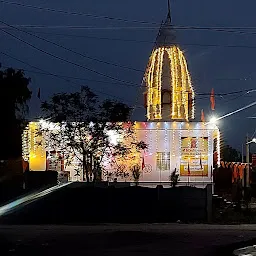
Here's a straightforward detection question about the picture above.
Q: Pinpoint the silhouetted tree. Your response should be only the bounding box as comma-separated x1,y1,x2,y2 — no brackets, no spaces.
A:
41,86,146,182
0,67,31,159
221,145,241,162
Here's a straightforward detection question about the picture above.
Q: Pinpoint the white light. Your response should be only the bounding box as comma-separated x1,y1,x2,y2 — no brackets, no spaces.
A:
209,116,218,124
108,130,120,145
40,120,58,131
247,138,256,145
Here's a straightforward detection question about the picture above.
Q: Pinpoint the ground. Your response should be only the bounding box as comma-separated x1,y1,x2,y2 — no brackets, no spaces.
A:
0,224,256,256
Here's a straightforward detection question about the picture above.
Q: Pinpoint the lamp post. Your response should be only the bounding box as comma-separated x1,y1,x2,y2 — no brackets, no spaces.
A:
245,136,256,187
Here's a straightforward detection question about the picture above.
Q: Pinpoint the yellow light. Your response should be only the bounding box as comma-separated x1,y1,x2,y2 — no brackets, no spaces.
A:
29,152,36,159
145,45,194,121
27,122,46,171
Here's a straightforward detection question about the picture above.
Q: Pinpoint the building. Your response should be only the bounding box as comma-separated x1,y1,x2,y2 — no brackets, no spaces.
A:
22,2,220,188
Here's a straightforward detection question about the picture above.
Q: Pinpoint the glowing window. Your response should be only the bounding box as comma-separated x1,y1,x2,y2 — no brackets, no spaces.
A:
156,152,170,171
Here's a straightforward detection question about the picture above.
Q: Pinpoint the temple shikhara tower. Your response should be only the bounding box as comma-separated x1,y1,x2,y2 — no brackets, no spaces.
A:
144,5,194,121
22,1,220,188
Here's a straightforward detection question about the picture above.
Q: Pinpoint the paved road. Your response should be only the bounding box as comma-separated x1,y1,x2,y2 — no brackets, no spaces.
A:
0,224,256,256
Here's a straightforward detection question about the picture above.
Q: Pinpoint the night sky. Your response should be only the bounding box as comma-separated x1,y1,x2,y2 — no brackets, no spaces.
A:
0,0,256,151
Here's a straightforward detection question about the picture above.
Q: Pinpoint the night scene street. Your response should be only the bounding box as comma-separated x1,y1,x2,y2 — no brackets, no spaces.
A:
0,0,256,255
1,224,256,256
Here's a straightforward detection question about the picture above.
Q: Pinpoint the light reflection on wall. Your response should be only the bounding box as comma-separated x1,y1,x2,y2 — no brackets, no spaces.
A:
28,122,46,171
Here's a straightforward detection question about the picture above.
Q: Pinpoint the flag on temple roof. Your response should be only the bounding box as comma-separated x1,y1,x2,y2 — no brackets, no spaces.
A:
37,88,41,99
210,88,215,110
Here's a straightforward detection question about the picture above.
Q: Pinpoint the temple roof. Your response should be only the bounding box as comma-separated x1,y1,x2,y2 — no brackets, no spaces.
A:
155,1,176,48
144,1,195,121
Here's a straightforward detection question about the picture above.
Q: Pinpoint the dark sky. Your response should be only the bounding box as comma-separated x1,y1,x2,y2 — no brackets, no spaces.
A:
0,0,256,151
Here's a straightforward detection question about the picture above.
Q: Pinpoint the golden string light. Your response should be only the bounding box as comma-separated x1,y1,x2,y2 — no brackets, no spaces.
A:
22,126,30,161
182,54,195,119
145,45,195,121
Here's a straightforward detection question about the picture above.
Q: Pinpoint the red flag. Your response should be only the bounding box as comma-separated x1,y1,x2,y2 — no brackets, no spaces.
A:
187,161,190,176
142,156,145,170
210,88,215,110
37,88,41,99
201,109,205,122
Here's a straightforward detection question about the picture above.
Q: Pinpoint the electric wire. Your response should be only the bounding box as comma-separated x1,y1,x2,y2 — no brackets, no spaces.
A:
0,26,140,87
21,31,256,50
0,51,140,104
0,0,159,25
0,20,144,73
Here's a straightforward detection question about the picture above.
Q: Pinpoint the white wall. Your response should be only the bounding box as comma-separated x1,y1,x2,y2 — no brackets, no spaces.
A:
121,121,219,186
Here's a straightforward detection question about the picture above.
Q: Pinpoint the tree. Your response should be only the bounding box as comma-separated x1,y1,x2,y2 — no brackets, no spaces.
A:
0,67,31,159
221,145,241,162
108,126,147,182
41,86,146,182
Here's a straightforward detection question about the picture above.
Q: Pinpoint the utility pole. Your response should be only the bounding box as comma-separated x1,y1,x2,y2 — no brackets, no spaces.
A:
246,134,250,187
241,143,244,163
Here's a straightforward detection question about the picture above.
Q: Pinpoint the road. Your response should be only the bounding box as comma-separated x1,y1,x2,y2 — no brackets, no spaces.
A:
0,224,256,256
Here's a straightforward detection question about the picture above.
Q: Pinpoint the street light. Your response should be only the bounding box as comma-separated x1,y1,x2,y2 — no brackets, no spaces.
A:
209,116,218,124
246,138,256,145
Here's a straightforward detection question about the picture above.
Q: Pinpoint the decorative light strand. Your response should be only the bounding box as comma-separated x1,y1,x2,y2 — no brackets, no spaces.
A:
149,124,153,155
145,128,148,156
179,128,182,174
155,122,160,152
164,123,168,155
179,50,188,120
217,128,221,166
155,49,161,119
146,50,156,120
22,126,30,161
174,47,181,118
182,54,195,119
208,130,211,177
172,128,176,157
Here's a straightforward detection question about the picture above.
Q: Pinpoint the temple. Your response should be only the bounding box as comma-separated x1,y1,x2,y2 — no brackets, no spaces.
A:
22,1,220,188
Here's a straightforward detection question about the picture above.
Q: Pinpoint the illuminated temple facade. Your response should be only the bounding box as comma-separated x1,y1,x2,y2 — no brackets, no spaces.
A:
22,5,220,188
